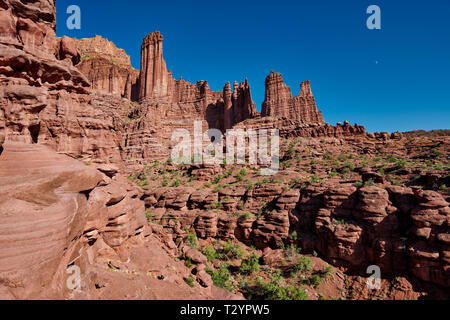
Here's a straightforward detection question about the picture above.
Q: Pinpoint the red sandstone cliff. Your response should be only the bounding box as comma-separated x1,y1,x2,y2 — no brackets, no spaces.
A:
75,35,140,100
262,71,324,125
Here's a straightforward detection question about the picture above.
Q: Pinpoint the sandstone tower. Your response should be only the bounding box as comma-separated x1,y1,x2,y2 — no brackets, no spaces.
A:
139,31,171,100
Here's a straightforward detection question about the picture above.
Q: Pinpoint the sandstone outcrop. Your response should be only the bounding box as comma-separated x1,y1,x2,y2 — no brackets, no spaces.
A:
262,71,324,125
0,141,242,300
1,0,448,301
0,0,127,166
142,181,449,289
75,35,140,99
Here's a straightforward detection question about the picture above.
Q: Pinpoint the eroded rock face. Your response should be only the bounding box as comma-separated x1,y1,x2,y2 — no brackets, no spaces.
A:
0,142,242,300
262,71,324,125
143,181,449,289
0,0,125,166
74,36,140,100
1,0,448,300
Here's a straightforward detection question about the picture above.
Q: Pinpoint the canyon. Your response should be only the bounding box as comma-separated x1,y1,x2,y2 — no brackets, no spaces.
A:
0,0,448,300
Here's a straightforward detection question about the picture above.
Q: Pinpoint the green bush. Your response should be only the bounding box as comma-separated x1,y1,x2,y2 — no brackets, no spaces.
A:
222,241,245,260
185,257,193,268
240,253,261,274
305,274,322,289
355,181,363,188
396,158,408,169
205,264,235,292
202,245,223,262
290,231,298,241
145,210,154,220
171,178,181,187
290,255,313,276
334,219,346,225
185,274,195,287
252,270,308,300
212,175,223,184
240,211,252,220
185,232,197,249
322,265,333,279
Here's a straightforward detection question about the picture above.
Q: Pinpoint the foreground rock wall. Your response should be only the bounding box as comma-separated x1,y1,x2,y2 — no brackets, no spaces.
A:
142,181,450,288
0,0,125,165
0,141,238,299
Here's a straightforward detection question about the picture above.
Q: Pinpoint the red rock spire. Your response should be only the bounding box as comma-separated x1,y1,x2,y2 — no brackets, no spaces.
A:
139,31,171,100
262,71,324,125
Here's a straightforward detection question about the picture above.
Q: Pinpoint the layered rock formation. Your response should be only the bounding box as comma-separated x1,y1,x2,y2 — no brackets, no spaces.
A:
72,29,368,145
262,71,324,125
0,142,240,299
2,0,447,301
75,35,139,100
137,31,257,131
0,0,127,166
142,181,450,289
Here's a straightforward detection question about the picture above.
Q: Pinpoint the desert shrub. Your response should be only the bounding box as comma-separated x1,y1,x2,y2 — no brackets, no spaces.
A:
145,210,154,220
334,219,346,225
185,274,195,287
222,241,245,260
386,154,397,163
343,161,355,171
239,168,248,176
240,253,261,274
396,158,408,169
171,178,181,187
205,264,235,292
289,178,301,187
322,265,333,279
251,270,308,300
202,246,223,262
240,211,252,220
185,257,193,268
285,244,300,259
185,232,197,249
290,231,298,241
305,274,322,289
210,200,223,209
256,178,269,186
355,181,363,188
309,174,322,184
212,175,223,184
290,255,313,277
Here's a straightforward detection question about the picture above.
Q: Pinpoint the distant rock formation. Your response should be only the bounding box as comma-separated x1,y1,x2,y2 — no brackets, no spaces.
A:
136,31,257,131
75,35,140,100
262,71,324,125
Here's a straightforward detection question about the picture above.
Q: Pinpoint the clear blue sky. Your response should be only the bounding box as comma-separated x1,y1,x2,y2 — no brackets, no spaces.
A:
56,0,450,133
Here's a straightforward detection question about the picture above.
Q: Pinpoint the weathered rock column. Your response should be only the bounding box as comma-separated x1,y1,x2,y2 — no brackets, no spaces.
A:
223,82,233,130
139,31,170,100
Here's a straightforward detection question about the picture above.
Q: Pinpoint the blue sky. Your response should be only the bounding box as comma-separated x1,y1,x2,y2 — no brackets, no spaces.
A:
56,0,450,133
